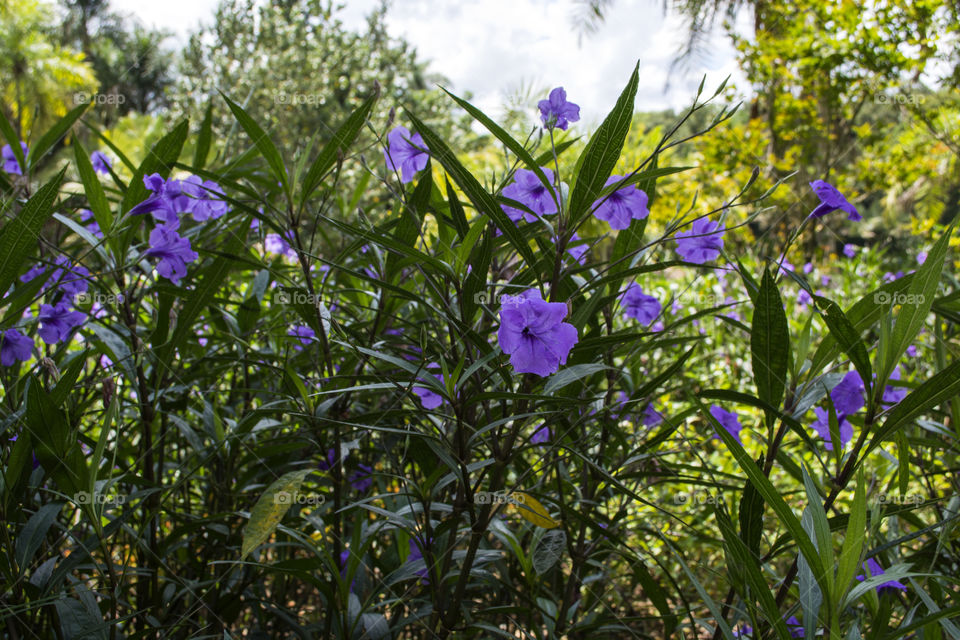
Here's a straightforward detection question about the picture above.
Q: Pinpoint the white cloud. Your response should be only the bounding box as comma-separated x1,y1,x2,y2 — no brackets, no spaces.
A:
109,0,748,115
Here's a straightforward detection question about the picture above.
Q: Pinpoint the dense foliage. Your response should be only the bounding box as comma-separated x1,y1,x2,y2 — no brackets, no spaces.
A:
2,1,959,639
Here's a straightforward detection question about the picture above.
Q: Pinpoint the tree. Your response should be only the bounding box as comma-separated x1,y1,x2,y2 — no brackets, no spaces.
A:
59,0,175,121
175,0,461,159
0,0,96,137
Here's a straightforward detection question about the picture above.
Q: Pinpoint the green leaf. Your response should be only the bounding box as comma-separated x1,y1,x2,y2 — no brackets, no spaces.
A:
879,221,954,387
0,167,66,299
715,504,795,640
698,395,831,596
300,92,377,207
867,359,960,454
812,295,872,400
442,88,555,197
242,469,314,558
836,469,867,598
566,62,639,226
194,102,214,170
386,164,432,280
808,274,915,380
532,529,566,574
27,378,89,512
72,140,116,255
543,363,607,394
222,93,289,200
27,103,89,170
16,502,63,576
0,110,25,170
738,458,765,558
751,268,790,418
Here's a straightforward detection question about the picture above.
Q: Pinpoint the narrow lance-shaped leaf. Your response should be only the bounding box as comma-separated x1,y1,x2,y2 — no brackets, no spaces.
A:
813,295,872,400
0,167,66,298
751,268,790,419
697,395,832,597
404,110,541,276
300,91,377,207
221,93,290,200
73,139,117,257
241,469,314,558
567,61,639,225
28,103,89,170
879,221,955,387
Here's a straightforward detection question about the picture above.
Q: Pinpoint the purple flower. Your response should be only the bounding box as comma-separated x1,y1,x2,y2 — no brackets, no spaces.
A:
502,168,558,223
349,464,373,492
675,217,725,264
339,549,357,591
264,232,298,259
803,262,814,274
0,329,34,366
318,448,336,471
132,174,191,228
566,233,588,265
79,209,103,238
144,225,199,285
50,256,89,296
384,126,429,184
406,537,432,583
709,405,743,444
906,344,917,358
497,289,579,377
733,625,753,638
413,374,444,409
90,151,112,175
621,284,661,325
832,370,865,416
591,175,649,230
37,302,85,344
20,263,46,284
809,180,861,221
530,424,551,444
183,176,229,221
2,142,27,175
856,557,907,593
288,325,315,350
811,407,853,451
538,87,580,130
843,243,857,258
797,289,812,307
916,251,927,265
642,404,663,427
784,616,804,638
880,366,907,409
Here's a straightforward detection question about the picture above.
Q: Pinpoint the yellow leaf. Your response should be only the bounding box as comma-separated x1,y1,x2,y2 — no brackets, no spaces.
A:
241,469,313,558
509,492,559,529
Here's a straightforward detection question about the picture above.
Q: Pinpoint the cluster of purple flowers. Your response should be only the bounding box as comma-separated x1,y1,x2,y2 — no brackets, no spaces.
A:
130,172,227,284
1,256,95,366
